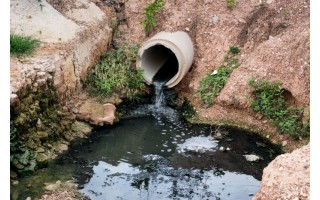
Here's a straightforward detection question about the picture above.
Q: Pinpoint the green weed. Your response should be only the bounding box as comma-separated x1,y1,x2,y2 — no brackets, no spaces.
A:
140,0,165,36
196,46,240,107
10,34,40,57
226,0,237,9
84,42,146,100
248,79,309,139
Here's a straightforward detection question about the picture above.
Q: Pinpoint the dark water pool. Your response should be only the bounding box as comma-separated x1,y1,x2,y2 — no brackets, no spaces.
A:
11,105,281,200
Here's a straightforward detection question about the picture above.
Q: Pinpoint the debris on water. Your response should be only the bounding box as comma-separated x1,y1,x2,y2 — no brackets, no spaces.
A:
243,154,262,162
256,142,266,147
219,146,226,151
143,154,163,161
177,136,218,154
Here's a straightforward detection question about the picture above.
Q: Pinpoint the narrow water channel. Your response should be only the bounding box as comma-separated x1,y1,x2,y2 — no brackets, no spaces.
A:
11,81,281,200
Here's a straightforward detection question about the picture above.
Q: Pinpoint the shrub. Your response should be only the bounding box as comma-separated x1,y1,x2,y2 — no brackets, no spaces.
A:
10,34,40,57
140,0,165,36
84,42,146,100
248,79,309,139
196,46,240,107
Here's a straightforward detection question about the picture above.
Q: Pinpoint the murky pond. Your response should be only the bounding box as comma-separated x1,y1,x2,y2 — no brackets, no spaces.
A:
11,103,281,200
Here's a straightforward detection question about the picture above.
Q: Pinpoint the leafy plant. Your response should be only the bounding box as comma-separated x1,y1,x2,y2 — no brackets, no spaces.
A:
196,46,240,107
84,42,146,100
228,46,240,54
10,34,40,57
248,79,309,139
140,0,165,36
226,0,236,9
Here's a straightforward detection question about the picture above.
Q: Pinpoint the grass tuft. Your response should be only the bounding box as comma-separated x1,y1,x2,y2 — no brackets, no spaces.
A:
140,0,165,36
84,42,146,100
226,0,237,9
196,46,240,107
10,34,40,57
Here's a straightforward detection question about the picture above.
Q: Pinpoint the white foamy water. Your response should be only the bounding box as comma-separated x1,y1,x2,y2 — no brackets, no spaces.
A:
154,81,166,108
177,136,219,153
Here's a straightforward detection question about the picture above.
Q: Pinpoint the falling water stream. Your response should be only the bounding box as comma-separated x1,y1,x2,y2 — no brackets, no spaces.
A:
11,80,282,200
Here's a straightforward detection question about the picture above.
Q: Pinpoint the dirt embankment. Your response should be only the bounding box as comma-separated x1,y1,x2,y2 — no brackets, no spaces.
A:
121,0,310,151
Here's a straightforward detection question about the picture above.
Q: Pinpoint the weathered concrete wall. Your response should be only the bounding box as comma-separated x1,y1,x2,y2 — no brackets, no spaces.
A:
10,0,113,176
10,0,113,101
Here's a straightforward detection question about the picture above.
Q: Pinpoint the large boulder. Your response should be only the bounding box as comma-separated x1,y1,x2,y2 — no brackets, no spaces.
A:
253,144,310,200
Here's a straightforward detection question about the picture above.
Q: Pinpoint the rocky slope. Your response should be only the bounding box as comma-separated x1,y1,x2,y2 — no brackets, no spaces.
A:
253,144,310,200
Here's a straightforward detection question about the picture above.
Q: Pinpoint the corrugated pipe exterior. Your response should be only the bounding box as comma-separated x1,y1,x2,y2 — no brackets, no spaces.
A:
136,31,194,88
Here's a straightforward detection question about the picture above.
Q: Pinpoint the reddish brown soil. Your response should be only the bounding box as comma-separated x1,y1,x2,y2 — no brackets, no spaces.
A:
120,0,310,152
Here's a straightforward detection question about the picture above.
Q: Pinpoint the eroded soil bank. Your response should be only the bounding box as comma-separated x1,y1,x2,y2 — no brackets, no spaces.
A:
10,0,310,199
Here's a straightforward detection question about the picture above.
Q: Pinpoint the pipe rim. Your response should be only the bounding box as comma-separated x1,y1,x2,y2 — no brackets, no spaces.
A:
138,39,184,88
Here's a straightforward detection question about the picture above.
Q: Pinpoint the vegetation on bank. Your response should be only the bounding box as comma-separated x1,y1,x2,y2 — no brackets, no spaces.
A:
226,0,237,9
10,33,40,57
247,79,309,139
140,0,165,36
196,46,240,107
84,42,146,101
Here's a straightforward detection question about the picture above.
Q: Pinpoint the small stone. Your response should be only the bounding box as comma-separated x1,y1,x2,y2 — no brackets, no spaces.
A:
56,143,68,153
10,170,18,178
10,94,20,107
226,147,231,151
279,166,284,171
212,15,219,24
219,146,225,151
36,118,42,128
37,79,46,86
36,147,45,153
71,108,79,114
46,66,55,73
45,180,61,191
11,86,19,94
243,154,261,162
282,140,288,146
37,71,46,79
26,197,31,200
185,27,190,32
47,74,53,80
36,153,49,167
12,181,19,186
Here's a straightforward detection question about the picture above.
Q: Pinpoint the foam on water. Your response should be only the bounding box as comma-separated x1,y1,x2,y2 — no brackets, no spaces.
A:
177,136,219,154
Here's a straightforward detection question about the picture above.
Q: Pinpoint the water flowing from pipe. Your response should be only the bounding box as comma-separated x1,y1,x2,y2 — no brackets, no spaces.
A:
153,81,166,108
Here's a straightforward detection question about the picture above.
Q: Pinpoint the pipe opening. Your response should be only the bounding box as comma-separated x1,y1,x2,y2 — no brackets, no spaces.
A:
140,45,179,84
137,31,194,88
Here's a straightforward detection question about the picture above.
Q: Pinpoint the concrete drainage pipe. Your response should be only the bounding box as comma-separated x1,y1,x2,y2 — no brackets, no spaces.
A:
136,31,194,88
